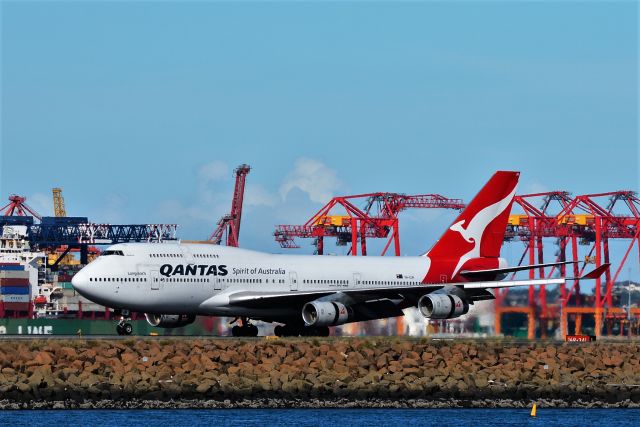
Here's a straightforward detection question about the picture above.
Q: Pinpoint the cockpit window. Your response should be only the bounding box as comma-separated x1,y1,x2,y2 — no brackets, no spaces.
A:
102,250,124,256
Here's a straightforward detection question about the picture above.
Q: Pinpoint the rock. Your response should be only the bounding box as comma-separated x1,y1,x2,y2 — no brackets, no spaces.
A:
401,358,419,368
605,355,624,368
376,354,389,369
196,380,215,393
56,347,77,359
79,349,97,361
0,339,637,407
120,352,138,364
33,351,54,365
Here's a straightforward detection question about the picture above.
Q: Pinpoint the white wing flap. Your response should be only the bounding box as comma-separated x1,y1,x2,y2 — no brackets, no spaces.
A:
461,278,565,289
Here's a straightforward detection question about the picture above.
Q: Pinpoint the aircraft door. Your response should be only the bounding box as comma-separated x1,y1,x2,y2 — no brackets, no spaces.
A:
214,277,222,291
151,270,160,290
289,272,298,291
180,246,195,264
353,273,361,287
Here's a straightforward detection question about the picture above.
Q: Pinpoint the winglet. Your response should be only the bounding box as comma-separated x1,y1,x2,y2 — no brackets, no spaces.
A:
579,263,610,280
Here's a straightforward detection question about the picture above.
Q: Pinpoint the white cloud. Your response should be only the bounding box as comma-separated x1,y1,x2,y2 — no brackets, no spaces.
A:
245,183,277,207
157,198,221,224
279,158,342,203
198,161,229,183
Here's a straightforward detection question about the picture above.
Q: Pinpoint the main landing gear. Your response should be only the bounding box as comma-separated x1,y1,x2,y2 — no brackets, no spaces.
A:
273,325,330,337
230,317,259,337
115,310,133,336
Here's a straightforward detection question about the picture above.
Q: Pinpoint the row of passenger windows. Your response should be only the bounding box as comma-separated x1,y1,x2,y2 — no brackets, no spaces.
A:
303,279,348,285
148,253,219,258
220,278,286,284
88,276,416,286
359,281,418,286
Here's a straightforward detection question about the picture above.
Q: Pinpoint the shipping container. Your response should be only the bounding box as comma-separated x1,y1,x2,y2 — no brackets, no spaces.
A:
0,265,24,271
0,278,30,286
1,302,30,311
0,294,30,303
0,287,30,295
0,271,30,279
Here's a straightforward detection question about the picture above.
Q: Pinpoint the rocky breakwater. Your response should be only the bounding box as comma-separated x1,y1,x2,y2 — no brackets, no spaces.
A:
0,338,639,408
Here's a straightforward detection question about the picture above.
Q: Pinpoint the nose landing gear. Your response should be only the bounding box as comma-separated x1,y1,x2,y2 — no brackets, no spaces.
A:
115,310,133,336
230,317,259,337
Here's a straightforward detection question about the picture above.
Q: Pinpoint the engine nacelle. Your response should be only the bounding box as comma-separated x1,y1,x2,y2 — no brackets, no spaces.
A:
302,301,350,327
418,294,469,319
145,313,196,328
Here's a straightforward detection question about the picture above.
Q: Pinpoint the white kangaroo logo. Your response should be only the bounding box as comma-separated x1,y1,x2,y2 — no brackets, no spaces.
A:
449,186,517,277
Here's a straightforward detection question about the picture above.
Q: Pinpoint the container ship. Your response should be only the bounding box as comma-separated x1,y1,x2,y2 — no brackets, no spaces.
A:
0,223,220,336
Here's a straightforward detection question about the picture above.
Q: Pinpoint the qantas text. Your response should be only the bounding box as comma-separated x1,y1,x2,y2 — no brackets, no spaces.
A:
160,264,228,277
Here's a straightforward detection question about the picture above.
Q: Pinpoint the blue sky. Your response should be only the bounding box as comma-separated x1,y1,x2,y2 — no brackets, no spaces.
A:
1,1,638,276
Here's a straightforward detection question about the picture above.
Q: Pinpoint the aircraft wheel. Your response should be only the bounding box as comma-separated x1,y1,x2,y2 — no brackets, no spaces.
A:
247,324,259,337
123,323,133,335
274,325,284,337
231,325,242,337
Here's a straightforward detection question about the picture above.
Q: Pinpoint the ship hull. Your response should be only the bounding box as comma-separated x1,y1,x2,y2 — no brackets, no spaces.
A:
0,317,222,336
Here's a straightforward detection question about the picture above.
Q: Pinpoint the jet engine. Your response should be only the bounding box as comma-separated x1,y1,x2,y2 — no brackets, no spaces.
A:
145,313,196,328
302,301,351,327
418,294,469,319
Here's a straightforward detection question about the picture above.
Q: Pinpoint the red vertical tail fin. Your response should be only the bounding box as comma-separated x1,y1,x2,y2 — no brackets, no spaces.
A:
424,171,519,280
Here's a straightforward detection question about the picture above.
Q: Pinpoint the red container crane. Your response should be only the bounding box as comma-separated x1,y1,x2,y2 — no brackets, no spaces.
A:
274,193,465,256
498,190,640,339
209,164,251,247
0,195,42,220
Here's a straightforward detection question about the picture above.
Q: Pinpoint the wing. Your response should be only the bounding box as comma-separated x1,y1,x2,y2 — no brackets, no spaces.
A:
203,278,562,311
202,264,607,311
460,261,575,280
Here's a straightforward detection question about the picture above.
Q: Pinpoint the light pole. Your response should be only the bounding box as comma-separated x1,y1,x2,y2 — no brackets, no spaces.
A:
558,294,569,340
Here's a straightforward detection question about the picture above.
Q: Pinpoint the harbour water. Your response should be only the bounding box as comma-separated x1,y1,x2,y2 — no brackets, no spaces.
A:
1,408,638,426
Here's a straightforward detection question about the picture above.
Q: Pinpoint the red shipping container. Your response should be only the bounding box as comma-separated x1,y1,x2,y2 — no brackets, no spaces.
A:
0,278,30,286
2,302,30,311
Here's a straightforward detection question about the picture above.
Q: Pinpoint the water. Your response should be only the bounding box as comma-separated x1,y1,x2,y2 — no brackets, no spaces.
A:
0,408,638,427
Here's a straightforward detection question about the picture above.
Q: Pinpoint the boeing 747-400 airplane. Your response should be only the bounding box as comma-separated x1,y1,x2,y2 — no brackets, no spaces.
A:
71,171,607,336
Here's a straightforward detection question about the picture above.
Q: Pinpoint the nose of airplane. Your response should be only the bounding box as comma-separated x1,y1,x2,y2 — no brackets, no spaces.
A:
71,270,89,294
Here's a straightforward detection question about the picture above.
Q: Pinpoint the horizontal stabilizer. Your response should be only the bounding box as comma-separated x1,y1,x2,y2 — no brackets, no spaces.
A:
570,263,610,280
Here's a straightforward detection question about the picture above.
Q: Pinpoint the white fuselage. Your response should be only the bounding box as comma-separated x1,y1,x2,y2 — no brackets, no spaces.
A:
72,242,431,320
